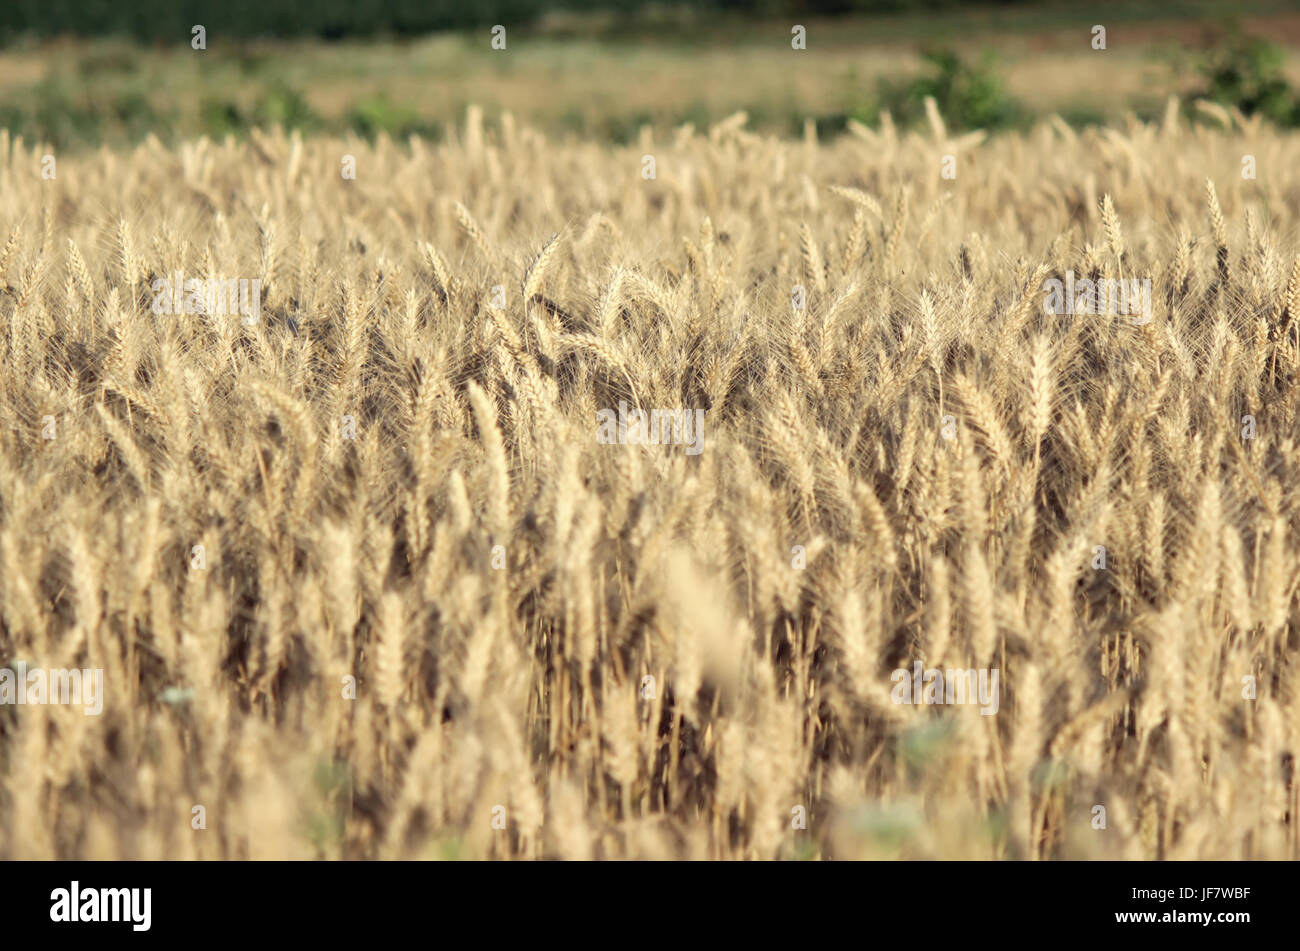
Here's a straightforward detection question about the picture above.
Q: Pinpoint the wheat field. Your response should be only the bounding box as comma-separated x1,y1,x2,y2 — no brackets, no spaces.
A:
0,100,1297,859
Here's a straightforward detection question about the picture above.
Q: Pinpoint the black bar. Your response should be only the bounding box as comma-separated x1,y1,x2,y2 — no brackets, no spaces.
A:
3,860,1280,938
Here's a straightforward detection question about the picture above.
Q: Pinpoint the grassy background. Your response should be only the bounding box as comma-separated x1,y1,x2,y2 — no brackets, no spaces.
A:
2,3,1300,147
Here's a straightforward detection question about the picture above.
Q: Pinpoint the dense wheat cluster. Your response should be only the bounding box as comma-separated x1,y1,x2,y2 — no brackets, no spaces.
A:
1,100,1298,859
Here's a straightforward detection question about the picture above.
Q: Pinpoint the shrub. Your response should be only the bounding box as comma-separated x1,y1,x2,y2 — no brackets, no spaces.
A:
874,48,1023,131
1194,31,1299,127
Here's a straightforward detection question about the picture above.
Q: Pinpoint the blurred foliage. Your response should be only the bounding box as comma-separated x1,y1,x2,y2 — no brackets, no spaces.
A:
0,77,170,148
346,94,442,141
301,758,351,859
252,83,321,130
1194,31,1300,126
0,44,1033,149
801,48,1027,138
874,48,1024,130
0,0,1034,41
7,7,1299,147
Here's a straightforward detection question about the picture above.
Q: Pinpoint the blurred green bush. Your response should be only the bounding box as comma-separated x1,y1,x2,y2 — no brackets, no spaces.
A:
1193,31,1300,126
874,48,1024,130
